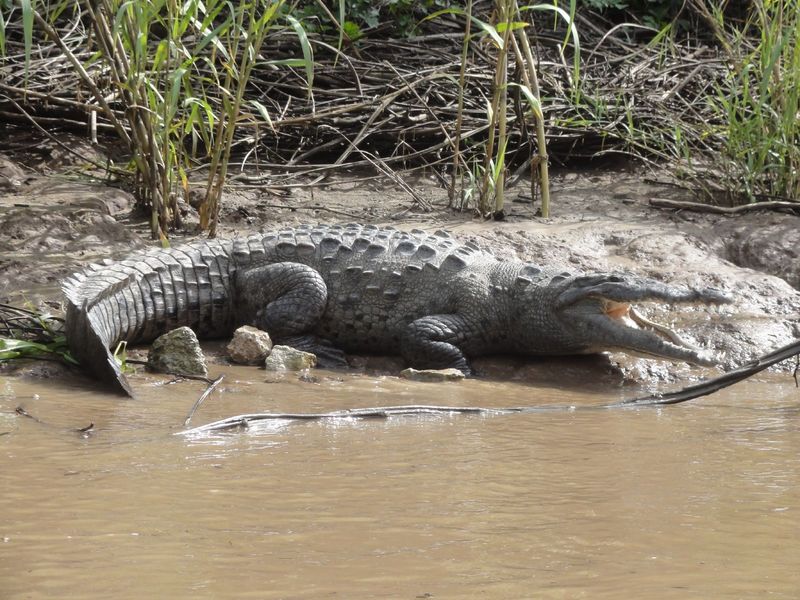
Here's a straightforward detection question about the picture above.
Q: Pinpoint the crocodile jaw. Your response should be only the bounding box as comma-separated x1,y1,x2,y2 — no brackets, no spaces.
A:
578,299,717,366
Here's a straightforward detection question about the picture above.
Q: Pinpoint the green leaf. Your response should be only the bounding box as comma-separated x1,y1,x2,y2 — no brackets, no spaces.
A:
113,341,135,373
167,67,187,121
469,15,503,49
520,3,581,86
193,14,232,60
153,38,169,71
509,82,543,120
251,99,275,131
342,20,362,42
0,1,7,55
496,21,528,34
421,8,503,48
492,137,509,185
418,7,464,25
20,0,33,81
0,338,49,353
0,337,77,364
266,58,309,67
286,14,314,98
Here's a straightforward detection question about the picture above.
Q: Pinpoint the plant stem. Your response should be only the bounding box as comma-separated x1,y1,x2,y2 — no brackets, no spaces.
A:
449,0,472,208
515,6,550,217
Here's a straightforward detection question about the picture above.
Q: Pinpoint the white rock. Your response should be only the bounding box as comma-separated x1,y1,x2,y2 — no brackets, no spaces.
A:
227,326,273,365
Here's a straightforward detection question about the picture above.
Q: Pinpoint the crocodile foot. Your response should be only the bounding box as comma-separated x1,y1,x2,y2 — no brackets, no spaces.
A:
279,335,350,369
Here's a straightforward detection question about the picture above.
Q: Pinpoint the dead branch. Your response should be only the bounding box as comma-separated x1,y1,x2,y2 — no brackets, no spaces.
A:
649,198,800,215
620,339,800,406
177,339,800,435
183,375,225,426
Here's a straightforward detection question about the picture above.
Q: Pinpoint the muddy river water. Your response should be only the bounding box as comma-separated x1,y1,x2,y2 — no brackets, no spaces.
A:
1,365,799,599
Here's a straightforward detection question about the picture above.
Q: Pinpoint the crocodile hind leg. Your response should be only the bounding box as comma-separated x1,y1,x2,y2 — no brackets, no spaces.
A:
234,262,348,367
401,314,474,374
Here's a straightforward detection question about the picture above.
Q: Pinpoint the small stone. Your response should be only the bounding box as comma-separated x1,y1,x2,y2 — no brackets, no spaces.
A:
399,368,465,382
227,326,273,365
264,345,317,372
147,326,207,376
298,372,320,383
0,155,26,190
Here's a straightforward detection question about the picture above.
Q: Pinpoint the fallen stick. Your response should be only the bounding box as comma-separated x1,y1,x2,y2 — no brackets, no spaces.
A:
14,405,94,435
649,197,800,215
619,339,800,406
183,375,225,426
176,339,800,435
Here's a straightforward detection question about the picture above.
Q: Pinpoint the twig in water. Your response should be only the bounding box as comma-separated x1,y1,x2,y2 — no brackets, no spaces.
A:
15,406,44,424
176,339,800,435
15,405,93,435
183,375,224,426
178,405,517,434
126,358,220,385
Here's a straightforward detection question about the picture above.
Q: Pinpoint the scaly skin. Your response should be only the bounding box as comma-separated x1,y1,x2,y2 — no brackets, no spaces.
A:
62,224,731,396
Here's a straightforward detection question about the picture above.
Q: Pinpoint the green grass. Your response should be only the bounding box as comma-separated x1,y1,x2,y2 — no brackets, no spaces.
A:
706,0,800,202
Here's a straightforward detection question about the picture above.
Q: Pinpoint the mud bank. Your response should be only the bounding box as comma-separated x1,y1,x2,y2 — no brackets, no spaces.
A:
1,147,799,384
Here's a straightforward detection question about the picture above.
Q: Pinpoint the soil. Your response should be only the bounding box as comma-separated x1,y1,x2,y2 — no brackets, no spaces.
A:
1,131,799,386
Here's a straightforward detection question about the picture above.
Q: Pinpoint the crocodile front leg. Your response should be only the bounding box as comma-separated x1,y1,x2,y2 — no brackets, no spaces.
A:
401,314,474,374
234,262,347,366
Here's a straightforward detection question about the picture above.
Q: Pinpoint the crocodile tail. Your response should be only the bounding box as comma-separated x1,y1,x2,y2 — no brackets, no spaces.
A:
63,275,135,397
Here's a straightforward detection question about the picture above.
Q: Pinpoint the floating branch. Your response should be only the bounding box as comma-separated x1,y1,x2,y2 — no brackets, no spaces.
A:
177,339,800,435
183,375,225,427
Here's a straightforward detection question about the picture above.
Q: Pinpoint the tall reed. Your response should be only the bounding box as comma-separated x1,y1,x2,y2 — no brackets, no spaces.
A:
3,0,312,238
698,0,800,202
435,1,578,217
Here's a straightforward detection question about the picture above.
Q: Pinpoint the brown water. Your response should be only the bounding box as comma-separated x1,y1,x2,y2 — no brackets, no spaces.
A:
1,366,799,599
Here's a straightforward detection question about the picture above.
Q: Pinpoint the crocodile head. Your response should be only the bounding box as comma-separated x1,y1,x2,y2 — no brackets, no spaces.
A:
521,273,731,366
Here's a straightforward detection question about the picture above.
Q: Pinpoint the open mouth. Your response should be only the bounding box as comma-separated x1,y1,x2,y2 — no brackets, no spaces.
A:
597,298,716,366
555,274,729,366
603,299,690,345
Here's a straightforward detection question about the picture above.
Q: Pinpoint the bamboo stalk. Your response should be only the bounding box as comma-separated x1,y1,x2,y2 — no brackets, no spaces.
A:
480,0,514,215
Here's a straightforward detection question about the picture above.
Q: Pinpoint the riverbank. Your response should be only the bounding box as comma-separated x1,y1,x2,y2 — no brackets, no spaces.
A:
1,138,799,386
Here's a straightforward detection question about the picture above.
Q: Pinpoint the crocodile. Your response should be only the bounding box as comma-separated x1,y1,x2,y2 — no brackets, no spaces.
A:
62,223,730,396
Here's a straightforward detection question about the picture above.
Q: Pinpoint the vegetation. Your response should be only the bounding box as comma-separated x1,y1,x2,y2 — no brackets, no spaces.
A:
698,0,800,203
1,0,314,238
0,0,797,238
0,304,76,365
